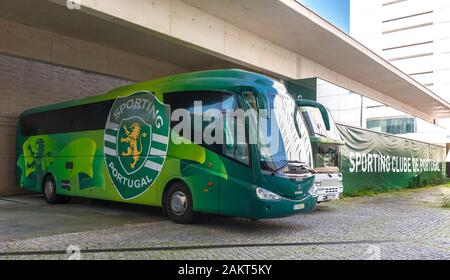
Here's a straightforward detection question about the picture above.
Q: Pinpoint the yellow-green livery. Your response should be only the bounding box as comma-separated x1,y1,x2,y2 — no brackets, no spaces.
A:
16,69,328,223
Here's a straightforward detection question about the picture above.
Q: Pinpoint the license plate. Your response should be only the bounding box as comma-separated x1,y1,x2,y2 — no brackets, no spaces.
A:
318,194,339,202
294,204,305,210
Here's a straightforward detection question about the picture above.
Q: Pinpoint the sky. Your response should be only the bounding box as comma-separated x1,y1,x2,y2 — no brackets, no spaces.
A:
297,0,350,33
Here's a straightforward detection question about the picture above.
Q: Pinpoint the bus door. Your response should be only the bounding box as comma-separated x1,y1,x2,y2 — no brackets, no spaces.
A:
218,95,253,217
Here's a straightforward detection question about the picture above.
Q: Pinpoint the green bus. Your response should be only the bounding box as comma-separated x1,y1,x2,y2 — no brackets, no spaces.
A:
16,69,329,223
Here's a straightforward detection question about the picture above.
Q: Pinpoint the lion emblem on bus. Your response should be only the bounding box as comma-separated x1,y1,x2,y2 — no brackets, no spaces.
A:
25,138,51,177
104,91,170,200
117,117,151,174
120,122,148,169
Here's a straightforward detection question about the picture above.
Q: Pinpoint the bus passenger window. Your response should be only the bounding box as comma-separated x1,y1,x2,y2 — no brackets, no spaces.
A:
19,100,113,136
223,113,249,165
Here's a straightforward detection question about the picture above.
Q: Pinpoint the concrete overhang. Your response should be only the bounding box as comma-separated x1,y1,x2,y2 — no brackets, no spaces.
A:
0,0,243,79
182,0,450,120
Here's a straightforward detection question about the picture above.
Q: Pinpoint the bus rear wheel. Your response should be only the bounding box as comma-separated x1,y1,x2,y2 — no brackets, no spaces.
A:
164,182,194,224
43,175,71,204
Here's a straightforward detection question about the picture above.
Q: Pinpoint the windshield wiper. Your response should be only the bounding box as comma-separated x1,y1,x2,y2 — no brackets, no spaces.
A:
281,160,316,174
314,132,328,138
282,160,308,165
272,162,289,174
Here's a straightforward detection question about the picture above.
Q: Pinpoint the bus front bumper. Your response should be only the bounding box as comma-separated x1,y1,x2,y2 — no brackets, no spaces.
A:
250,194,316,219
314,173,343,202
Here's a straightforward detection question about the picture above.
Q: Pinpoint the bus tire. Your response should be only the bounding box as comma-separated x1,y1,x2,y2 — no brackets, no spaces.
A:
164,182,194,224
43,175,71,204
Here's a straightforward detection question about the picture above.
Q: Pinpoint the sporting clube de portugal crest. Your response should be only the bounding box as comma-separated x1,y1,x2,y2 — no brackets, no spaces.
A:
104,91,170,199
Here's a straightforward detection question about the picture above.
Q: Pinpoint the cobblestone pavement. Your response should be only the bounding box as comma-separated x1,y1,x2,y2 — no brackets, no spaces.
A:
0,186,449,260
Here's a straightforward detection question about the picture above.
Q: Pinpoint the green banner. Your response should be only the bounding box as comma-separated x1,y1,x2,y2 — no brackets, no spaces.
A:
337,124,446,195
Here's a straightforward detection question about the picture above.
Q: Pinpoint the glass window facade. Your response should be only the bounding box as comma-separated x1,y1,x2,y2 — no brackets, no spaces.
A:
286,78,448,143
367,117,416,134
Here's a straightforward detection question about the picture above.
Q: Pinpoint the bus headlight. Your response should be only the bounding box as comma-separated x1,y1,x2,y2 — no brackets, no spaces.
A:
308,184,318,197
256,187,281,201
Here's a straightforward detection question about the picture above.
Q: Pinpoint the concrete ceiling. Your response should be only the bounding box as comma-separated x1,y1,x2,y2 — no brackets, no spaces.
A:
0,0,241,73
182,0,450,118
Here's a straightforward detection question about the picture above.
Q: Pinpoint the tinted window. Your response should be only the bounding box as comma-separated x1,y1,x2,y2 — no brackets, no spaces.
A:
164,91,249,164
165,91,226,153
20,100,113,136
223,110,250,165
367,117,416,134
165,91,237,112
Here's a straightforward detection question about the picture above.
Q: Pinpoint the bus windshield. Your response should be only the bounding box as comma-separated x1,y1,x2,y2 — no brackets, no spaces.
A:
310,142,340,169
300,106,343,170
302,107,341,140
244,84,313,172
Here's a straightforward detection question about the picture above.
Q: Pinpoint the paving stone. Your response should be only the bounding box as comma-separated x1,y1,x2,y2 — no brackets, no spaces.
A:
0,186,449,260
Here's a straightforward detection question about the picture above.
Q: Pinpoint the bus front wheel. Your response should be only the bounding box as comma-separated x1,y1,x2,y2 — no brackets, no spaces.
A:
43,175,71,204
164,182,194,224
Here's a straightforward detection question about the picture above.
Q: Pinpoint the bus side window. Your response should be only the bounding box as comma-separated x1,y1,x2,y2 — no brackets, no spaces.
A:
19,100,113,136
164,91,249,165
223,115,249,165
164,91,223,154
222,95,249,166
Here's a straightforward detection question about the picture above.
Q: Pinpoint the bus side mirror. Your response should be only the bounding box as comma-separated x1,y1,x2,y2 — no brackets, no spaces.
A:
295,100,331,131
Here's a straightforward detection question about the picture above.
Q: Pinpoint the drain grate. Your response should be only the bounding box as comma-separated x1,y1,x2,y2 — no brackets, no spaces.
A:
0,239,398,257
0,198,30,205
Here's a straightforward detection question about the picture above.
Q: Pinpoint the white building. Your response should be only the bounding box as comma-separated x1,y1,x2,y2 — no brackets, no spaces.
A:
350,0,450,144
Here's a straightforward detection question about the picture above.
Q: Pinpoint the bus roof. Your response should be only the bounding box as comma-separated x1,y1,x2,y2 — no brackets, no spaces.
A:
21,69,278,115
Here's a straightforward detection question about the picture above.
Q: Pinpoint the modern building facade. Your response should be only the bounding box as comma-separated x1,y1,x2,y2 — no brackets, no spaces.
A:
350,0,450,143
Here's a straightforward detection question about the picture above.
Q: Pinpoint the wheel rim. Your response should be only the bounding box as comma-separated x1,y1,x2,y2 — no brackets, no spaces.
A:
45,180,54,197
170,191,188,216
